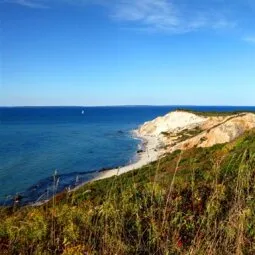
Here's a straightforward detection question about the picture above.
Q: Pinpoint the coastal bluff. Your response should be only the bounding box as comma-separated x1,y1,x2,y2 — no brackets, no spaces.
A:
137,110,255,153
76,110,255,191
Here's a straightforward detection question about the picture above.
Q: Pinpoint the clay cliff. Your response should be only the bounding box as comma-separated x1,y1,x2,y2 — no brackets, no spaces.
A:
137,110,255,153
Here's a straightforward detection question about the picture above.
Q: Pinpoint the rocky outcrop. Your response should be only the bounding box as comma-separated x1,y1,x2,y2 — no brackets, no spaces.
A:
137,111,255,153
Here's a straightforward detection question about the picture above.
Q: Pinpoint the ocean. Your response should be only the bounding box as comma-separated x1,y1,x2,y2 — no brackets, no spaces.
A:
0,106,255,205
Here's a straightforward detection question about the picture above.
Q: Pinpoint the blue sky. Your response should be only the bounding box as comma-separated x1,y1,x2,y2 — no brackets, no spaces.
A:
1,0,255,106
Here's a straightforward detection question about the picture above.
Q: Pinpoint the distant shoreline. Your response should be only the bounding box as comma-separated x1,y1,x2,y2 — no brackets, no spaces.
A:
1,105,255,109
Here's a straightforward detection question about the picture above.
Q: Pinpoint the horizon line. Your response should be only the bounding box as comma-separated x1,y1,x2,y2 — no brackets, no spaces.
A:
1,104,255,108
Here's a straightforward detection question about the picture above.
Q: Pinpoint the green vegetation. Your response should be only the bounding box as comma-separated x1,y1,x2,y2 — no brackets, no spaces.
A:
162,126,203,144
175,108,254,117
1,130,255,254
175,127,203,143
161,131,176,137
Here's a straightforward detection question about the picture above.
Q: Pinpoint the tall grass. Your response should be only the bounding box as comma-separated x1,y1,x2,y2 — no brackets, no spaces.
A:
0,131,255,254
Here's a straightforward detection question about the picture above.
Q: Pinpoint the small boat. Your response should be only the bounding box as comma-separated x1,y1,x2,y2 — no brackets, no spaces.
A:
81,110,85,115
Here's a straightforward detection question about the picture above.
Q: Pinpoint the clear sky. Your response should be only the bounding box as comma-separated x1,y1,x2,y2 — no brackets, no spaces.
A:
1,0,255,106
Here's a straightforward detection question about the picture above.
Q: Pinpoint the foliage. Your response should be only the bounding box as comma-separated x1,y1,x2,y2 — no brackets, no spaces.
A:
1,130,255,254
175,108,255,117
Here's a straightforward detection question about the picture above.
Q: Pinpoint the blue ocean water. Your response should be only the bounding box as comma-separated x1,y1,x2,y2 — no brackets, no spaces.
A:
0,106,255,205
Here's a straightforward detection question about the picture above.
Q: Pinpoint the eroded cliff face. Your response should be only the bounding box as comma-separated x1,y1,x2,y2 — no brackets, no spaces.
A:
138,111,207,136
137,111,255,153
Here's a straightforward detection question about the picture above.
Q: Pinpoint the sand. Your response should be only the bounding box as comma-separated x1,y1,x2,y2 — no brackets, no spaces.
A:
86,111,206,184
72,132,164,190
138,111,207,136
82,111,255,186
30,110,255,206
47,110,255,199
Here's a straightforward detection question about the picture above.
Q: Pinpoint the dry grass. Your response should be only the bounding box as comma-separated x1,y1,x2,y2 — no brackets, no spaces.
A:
0,130,255,254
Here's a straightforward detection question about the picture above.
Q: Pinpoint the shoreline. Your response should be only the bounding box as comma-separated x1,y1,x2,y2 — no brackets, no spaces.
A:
72,130,164,191
31,130,164,206
8,110,255,206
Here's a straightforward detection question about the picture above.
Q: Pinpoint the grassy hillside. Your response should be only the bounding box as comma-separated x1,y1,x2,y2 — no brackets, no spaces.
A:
1,130,255,254
175,108,255,116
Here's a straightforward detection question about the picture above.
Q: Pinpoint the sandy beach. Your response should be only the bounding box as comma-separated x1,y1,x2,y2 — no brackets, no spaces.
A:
72,132,164,191
82,110,255,185
97,135,162,179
